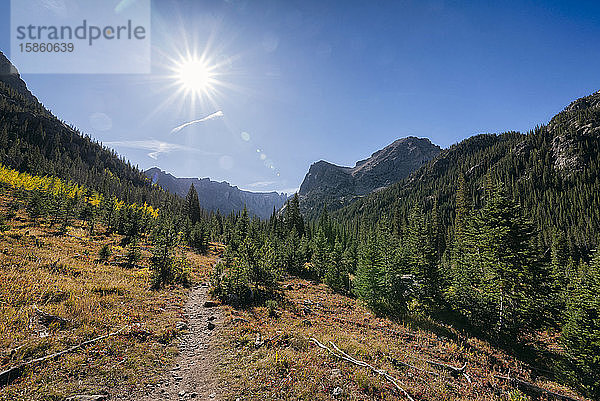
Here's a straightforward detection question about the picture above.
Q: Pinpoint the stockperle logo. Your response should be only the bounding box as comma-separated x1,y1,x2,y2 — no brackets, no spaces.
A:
10,0,151,74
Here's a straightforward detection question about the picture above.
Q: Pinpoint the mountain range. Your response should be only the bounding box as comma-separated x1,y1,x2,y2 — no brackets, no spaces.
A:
145,167,287,219
2,50,446,221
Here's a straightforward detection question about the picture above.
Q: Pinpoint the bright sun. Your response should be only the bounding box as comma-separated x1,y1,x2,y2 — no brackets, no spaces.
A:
175,57,216,97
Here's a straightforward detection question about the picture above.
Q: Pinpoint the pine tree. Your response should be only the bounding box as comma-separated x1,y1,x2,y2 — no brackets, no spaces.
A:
210,210,223,240
561,249,600,399
311,226,331,279
258,238,279,290
81,188,97,234
190,221,209,254
150,215,180,288
549,230,576,324
407,204,439,309
284,229,304,274
284,193,305,237
27,190,47,221
377,220,410,316
316,205,334,247
354,234,385,314
125,238,142,268
453,172,471,260
342,239,358,275
324,237,350,294
445,175,477,323
98,244,111,263
185,184,201,224
231,206,250,251
469,181,545,339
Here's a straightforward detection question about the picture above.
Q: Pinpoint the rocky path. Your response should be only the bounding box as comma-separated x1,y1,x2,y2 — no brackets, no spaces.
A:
133,283,223,400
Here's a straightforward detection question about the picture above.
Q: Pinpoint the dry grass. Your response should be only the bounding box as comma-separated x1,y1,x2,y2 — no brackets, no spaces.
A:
0,186,586,400
0,191,216,400
216,278,587,401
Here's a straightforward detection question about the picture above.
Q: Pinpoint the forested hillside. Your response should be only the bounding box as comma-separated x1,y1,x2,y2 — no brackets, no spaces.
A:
338,91,600,258
0,51,170,206
202,90,600,399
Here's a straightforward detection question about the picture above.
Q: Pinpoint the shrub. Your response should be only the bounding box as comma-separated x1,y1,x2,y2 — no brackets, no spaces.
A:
211,236,283,303
98,244,111,263
0,213,10,232
265,299,278,317
150,217,190,288
125,239,142,268
210,259,252,306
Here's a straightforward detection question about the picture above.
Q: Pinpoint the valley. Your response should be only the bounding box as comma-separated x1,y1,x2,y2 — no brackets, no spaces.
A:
1,2,600,400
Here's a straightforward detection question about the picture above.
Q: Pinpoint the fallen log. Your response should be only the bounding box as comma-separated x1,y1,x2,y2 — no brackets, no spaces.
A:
0,326,128,387
494,375,580,401
311,337,416,401
426,359,471,383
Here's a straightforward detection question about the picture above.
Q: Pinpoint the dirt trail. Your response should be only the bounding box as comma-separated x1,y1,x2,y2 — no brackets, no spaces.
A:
130,283,223,400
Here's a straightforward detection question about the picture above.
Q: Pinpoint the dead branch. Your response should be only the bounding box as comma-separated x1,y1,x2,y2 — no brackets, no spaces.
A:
494,375,580,401
310,338,416,401
426,359,471,383
0,326,128,387
388,356,439,377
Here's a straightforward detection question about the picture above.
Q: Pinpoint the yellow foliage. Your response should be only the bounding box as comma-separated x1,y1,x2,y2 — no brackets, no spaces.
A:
0,164,158,219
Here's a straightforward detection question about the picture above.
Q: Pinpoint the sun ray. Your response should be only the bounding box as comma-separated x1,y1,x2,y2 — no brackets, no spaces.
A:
138,12,249,125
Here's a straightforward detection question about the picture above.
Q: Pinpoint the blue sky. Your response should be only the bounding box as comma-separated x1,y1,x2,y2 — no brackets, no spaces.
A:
1,0,600,194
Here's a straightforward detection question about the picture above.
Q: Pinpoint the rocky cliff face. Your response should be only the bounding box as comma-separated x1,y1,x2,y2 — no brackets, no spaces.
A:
548,90,600,175
0,51,39,104
299,137,441,217
145,168,288,219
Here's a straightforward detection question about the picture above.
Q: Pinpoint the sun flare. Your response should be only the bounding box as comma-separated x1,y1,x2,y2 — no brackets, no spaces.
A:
174,57,217,98
157,41,236,115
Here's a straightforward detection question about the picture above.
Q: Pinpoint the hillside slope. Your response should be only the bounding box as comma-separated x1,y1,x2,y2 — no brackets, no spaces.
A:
216,277,586,400
145,167,288,219
0,51,168,206
0,186,218,400
336,91,600,255
299,137,440,218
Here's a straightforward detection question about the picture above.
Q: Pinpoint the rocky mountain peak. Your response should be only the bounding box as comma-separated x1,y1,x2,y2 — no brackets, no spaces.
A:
298,137,441,217
563,90,600,113
0,51,39,104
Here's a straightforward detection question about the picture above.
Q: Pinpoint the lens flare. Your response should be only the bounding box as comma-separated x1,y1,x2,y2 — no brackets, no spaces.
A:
173,56,217,98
